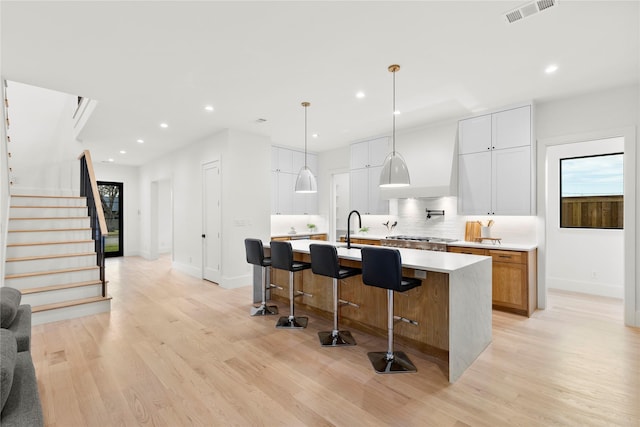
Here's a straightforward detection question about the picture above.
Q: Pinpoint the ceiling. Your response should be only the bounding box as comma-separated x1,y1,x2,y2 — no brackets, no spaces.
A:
2,1,638,166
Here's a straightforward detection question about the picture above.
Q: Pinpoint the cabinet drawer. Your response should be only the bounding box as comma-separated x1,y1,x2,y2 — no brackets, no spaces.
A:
489,250,526,264
449,246,487,256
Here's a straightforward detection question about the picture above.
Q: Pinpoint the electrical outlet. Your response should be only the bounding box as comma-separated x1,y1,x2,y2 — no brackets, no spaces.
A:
415,270,427,279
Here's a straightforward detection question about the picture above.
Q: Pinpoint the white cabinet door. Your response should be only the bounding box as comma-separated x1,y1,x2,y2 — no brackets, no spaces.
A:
368,166,388,214
459,114,491,154
271,171,278,214
272,147,294,173
350,141,370,169
458,151,492,215
492,106,531,150
350,168,369,213
292,149,306,174
492,146,531,215
368,137,390,167
274,172,294,214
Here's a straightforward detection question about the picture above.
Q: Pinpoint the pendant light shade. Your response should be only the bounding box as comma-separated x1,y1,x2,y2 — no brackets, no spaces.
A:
379,64,410,188
295,101,318,193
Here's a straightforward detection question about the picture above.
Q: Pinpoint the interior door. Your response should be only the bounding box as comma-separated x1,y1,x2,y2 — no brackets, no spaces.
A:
202,161,221,283
97,181,123,257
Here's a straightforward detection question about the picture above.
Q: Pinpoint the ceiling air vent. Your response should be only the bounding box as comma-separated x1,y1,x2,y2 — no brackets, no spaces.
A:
255,118,267,123
504,0,557,23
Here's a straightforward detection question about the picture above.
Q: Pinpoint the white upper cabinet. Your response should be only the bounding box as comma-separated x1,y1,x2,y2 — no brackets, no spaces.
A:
459,114,492,154
492,106,531,150
458,104,535,215
350,137,390,169
349,137,390,215
271,146,318,215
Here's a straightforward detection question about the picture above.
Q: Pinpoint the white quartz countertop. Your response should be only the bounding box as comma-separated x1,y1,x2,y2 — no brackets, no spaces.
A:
266,239,491,274
448,240,537,251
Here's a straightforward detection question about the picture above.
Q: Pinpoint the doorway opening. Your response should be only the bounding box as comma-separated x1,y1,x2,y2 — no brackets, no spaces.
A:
98,181,123,257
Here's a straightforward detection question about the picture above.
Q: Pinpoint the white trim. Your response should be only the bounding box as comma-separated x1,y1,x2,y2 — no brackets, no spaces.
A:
219,274,251,290
172,260,202,278
537,126,637,326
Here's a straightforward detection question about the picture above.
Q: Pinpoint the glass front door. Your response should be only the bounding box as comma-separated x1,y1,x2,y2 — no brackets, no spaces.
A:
98,181,123,257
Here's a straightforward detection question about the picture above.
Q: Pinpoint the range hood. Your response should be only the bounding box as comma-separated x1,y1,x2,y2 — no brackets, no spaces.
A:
379,121,457,199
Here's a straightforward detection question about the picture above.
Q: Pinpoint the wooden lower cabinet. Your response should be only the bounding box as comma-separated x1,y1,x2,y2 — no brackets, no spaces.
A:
269,253,450,362
271,233,327,242
338,236,381,245
448,246,537,316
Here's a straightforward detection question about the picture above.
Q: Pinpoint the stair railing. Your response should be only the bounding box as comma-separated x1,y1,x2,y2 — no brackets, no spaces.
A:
78,150,108,296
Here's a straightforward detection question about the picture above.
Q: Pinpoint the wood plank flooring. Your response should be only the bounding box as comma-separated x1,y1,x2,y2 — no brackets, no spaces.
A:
30,255,640,426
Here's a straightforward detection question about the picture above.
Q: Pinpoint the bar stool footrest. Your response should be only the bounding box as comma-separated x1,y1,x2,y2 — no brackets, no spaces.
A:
276,316,308,329
318,330,356,346
251,304,279,316
367,351,417,374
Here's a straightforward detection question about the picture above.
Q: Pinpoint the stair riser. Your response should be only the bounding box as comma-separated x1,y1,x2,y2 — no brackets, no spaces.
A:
9,218,90,230
10,207,88,218
6,242,95,258
5,269,100,289
32,299,111,326
7,229,92,244
22,285,103,307
5,255,96,275
11,197,87,207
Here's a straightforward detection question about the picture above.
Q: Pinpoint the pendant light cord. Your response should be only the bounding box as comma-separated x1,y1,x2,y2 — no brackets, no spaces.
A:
392,68,396,156
304,104,308,168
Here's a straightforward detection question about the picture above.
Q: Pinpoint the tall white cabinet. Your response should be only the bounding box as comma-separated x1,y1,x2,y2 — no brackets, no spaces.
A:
349,137,390,215
458,105,535,215
271,146,318,215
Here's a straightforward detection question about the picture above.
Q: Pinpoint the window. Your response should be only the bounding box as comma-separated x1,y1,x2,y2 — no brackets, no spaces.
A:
560,153,623,229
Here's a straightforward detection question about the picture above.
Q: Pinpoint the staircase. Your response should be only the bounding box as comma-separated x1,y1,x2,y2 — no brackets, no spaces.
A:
4,194,111,325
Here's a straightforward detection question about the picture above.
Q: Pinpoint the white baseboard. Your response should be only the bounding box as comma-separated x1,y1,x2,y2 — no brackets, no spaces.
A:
547,277,624,299
218,274,251,290
172,261,202,279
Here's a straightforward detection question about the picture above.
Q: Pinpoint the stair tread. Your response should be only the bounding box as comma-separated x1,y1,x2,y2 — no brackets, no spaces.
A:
7,240,94,247
6,252,96,262
5,265,99,279
11,205,88,208
11,195,86,199
32,295,111,313
21,280,103,295
8,228,91,233
10,216,89,220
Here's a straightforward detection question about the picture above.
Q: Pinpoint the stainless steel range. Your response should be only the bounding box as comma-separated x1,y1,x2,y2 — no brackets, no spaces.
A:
381,235,457,252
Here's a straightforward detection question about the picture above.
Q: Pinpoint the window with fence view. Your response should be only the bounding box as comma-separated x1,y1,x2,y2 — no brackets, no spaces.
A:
560,153,623,229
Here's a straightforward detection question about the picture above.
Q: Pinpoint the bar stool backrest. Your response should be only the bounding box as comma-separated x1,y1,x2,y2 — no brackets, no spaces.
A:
309,244,340,279
245,238,267,267
361,247,404,292
270,240,294,271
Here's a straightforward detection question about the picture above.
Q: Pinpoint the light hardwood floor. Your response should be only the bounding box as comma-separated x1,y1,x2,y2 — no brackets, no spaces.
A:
31,255,640,426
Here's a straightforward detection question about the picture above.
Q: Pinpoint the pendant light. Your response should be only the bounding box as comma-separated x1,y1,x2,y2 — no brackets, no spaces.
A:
295,101,318,193
379,64,411,188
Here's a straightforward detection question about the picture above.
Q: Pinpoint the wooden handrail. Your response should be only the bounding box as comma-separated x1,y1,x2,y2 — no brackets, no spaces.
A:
78,150,108,235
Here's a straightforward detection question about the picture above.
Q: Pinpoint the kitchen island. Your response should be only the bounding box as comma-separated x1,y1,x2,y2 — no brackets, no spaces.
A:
262,240,492,383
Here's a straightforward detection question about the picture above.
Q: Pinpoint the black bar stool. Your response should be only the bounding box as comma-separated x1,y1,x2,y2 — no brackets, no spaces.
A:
270,241,311,329
361,247,421,373
309,244,361,346
245,238,278,316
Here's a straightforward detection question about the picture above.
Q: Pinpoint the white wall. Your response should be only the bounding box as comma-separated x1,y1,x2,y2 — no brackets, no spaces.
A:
546,138,624,298
138,128,271,289
93,162,141,256
7,81,82,195
1,76,9,287
536,83,638,325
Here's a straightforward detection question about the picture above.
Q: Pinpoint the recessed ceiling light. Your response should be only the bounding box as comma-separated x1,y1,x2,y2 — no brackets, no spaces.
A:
137,139,144,144
356,91,365,99
312,133,319,138
393,110,401,115
120,150,126,154
545,64,558,74
160,123,168,128
204,105,214,112
108,158,114,162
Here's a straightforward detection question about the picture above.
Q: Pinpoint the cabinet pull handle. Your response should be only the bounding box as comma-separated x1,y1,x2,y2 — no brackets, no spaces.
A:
498,255,511,259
